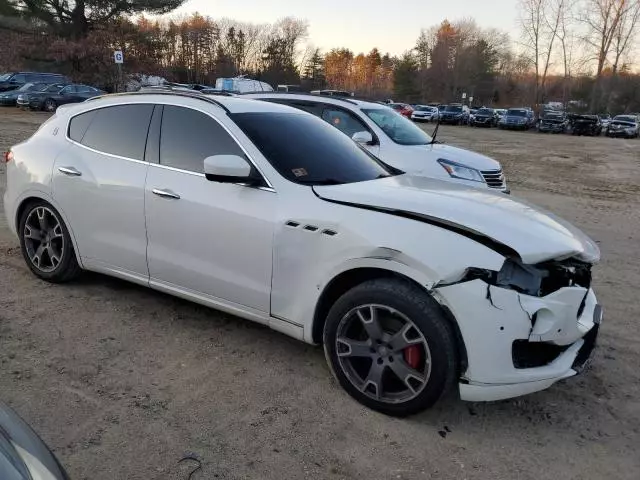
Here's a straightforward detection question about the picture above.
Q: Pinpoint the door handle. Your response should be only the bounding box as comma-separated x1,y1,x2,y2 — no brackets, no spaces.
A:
58,166,82,176
152,188,181,200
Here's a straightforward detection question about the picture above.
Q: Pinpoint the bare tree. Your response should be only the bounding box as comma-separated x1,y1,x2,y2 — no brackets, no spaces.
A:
519,0,563,105
581,0,640,110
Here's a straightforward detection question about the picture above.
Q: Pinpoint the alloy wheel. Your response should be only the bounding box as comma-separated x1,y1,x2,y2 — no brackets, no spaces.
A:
335,304,432,404
44,99,56,112
23,206,65,273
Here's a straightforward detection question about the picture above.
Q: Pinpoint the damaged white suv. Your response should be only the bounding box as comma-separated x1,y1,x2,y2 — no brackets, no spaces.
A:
3,92,602,416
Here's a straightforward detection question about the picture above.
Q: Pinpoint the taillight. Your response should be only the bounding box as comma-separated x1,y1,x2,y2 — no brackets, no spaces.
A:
3,150,13,163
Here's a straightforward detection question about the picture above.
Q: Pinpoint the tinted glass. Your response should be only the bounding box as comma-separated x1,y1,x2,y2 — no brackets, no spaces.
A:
321,107,370,137
445,105,462,112
81,105,154,160
68,110,97,142
160,106,244,173
44,84,63,93
232,112,392,185
12,74,26,83
362,108,432,145
507,109,527,117
477,108,493,114
614,116,636,123
77,85,95,93
0,73,10,81
60,85,77,94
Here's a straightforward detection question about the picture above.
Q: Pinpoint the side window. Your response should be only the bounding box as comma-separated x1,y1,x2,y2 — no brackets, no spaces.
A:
79,105,154,160
160,106,244,173
26,74,39,82
61,85,77,94
321,107,370,137
11,74,26,83
68,110,97,142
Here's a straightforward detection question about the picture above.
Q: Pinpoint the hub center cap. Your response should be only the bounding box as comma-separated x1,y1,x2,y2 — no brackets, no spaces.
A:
378,345,389,356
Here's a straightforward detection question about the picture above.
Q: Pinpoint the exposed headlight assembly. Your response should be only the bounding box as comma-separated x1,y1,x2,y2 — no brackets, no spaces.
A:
437,159,485,183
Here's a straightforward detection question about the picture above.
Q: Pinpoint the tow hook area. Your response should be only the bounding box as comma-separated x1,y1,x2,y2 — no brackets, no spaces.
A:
518,287,592,345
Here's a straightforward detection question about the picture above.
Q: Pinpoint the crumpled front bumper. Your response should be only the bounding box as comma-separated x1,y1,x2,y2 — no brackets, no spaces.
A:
434,279,602,402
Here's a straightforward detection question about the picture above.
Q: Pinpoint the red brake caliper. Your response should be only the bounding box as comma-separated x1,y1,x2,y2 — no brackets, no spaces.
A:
404,345,421,369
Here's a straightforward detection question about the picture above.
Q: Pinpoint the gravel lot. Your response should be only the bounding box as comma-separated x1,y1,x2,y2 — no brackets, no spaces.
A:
1,109,639,480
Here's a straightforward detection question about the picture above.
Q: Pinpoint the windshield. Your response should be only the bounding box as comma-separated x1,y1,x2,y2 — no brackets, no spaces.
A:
477,108,493,115
614,115,636,123
416,106,433,111
0,73,11,81
17,82,38,92
445,105,462,112
543,112,564,119
232,112,393,186
362,108,433,145
507,109,527,117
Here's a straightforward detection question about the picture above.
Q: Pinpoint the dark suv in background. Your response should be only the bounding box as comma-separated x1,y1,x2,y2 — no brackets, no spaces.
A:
440,104,470,125
0,72,70,92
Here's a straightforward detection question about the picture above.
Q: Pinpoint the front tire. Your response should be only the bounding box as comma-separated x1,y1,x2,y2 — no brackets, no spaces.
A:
18,201,82,282
43,98,57,112
323,278,458,417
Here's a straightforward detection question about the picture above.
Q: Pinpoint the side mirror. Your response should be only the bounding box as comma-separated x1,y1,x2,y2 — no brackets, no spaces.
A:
352,131,373,145
203,154,258,184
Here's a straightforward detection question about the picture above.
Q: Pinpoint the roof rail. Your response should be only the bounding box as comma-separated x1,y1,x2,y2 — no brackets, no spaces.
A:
84,88,231,114
241,91,359,106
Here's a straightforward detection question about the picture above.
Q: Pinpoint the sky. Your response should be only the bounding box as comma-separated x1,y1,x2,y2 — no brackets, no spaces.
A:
173,0,520,55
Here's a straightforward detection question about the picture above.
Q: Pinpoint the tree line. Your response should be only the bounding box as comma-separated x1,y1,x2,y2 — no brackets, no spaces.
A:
1,0,639,113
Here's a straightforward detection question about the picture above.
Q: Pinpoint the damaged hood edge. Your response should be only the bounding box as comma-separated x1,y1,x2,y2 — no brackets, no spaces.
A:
313,176,601,265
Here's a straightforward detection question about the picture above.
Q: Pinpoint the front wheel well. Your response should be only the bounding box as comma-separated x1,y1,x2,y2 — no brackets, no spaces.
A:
311,268,468,373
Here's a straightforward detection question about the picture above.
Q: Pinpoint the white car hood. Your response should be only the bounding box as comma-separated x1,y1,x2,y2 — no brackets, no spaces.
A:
406,143,502,171
314,175,600,265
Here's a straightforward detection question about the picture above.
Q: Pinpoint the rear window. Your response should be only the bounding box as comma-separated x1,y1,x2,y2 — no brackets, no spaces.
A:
232,112,392,185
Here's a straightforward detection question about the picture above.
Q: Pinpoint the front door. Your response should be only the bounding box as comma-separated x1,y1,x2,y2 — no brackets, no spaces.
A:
144,105,275,313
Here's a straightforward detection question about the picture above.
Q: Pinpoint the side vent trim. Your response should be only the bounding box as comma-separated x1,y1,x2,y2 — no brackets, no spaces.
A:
322,229,338,237
285,221,300,228
303,225,319,232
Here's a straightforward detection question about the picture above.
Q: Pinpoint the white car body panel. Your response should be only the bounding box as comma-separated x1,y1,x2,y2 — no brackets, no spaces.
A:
3,93,601,405
313,175,599,264
244,93,508,192
145,164,275,312
52,142,150,276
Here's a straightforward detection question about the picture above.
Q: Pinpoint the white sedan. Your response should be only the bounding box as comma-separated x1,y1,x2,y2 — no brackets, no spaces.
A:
3,91,602,416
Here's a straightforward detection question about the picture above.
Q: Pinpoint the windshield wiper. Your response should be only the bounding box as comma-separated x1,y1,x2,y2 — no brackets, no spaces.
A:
427,114,441,144
297,178,345,186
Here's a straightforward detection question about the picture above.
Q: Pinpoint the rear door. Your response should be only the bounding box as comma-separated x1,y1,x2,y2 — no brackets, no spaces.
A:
52,104,154,279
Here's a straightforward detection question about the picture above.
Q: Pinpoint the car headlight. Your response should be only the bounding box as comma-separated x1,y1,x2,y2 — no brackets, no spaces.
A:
437,159,485,183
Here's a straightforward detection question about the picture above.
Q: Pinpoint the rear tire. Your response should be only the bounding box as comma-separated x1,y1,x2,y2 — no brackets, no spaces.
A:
323,278,458,417
18,200,82,283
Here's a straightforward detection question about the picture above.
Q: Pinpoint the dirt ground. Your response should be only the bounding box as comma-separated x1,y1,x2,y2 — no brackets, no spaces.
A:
1,108,639,480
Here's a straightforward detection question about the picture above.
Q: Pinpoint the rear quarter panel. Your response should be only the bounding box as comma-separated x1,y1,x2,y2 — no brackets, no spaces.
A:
4,113,70,234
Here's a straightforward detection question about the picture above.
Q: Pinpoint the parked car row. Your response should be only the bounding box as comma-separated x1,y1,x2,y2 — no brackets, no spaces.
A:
3,88,602,417
406,100,638,139
0,71,104,111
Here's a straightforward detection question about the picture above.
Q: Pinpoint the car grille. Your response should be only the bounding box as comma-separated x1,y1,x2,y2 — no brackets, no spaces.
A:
481,169,506,189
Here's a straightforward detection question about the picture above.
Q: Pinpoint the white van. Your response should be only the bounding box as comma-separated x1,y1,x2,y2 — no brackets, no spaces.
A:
215,77,273,93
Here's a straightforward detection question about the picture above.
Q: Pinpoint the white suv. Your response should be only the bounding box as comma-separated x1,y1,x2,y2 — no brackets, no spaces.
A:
3,91,601,416
244,93,509,192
